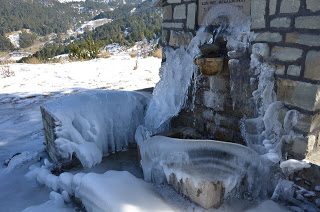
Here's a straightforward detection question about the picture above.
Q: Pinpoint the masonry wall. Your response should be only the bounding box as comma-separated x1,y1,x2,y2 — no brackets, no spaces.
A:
161,0,198,50
251,0,320,162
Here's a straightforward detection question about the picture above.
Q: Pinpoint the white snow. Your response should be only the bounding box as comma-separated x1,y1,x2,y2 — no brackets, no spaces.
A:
77,171,175,212
0,54,161,211
280,159,311,175
76,18,112,34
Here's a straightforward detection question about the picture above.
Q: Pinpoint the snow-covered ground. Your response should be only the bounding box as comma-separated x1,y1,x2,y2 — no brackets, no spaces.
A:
0,54,161,211
0,52,290,211
76,18,112,34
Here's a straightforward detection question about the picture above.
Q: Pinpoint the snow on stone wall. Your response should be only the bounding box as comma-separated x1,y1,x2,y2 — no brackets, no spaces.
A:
41,90,150,168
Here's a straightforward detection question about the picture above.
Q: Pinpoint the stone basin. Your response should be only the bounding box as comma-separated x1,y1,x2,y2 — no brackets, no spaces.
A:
137,135,263,209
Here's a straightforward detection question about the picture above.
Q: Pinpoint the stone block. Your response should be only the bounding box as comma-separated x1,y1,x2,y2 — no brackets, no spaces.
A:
252,43,270,59
275,64,286,75
277,79,320,112
269,0,277,15
307,0,320,12
305,51,320,81
168,173,224,209
167,0,181,3
187,3,196,30
287,65,301,77
168,30,193,47
271,46,302,62
251,0,266,29
195,58,224,76
254,32,282,42
280,0,300,13
290,137,308,157
162,22,184,29
295,113,320,134
286,33,320,47
162,30,168,45
296,16,320,29
270,17,291,28
163,5,172,21
173,4,186,20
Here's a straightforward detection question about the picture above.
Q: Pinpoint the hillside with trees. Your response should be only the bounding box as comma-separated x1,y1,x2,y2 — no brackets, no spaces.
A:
20,0,162,62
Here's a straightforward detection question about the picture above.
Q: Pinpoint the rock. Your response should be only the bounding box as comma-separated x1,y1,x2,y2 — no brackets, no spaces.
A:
275,64,286,75
271,46,303,62
187,3,196,30
251,0,266,29
276,79,320,111
290,137,308,158
195,58,224,76
168,173,224,209
270,17,291,28
287,65,301,77
167,0,181,3
280,0,300,13
269,0,277,15
286,33,320,47
255,32,282,42
295,16,320,29
305,51,320,81
163,5,172,21
162,22,184,29
307,0,320,12
252,43,270,59
168,30,193,47
173,4,186,20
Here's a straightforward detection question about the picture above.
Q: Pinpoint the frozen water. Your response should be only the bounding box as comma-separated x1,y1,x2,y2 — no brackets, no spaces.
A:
43,90,150,168
136,133,263,199
280,159,311,175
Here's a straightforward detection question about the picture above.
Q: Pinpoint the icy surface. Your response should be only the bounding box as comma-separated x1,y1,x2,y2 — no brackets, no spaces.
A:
43,90,150,168
280,159,311,175
136,132,263,198
77,171,174,212
0,55,161,211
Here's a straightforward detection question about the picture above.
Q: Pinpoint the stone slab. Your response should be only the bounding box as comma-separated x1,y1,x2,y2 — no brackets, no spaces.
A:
305,50,320,81
198,0,251,25
277,79,320,112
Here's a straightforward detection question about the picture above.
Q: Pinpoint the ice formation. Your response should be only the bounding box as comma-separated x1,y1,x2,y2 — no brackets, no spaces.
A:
280,159,311,175
43,90,150,168
26,165,174,212
136,129,263,199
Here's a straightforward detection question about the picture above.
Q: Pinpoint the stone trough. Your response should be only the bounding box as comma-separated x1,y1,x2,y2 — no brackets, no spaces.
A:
136,130,263,209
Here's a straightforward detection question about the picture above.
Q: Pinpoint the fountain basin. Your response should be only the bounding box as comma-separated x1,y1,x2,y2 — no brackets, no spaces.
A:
137,135,263,209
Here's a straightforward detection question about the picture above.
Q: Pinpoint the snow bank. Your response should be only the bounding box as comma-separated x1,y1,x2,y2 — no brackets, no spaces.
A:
136,130,263,199
77,171,174,212
245,200,290,212
27,166,174,212
280,159,311,175
42,90,150,168
21,191,74,212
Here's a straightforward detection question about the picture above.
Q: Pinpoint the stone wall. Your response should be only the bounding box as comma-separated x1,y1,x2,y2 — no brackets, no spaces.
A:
158,0,320,207
160,0,320,160
161,0,198,51
251,0,320,162
41,106,81,171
